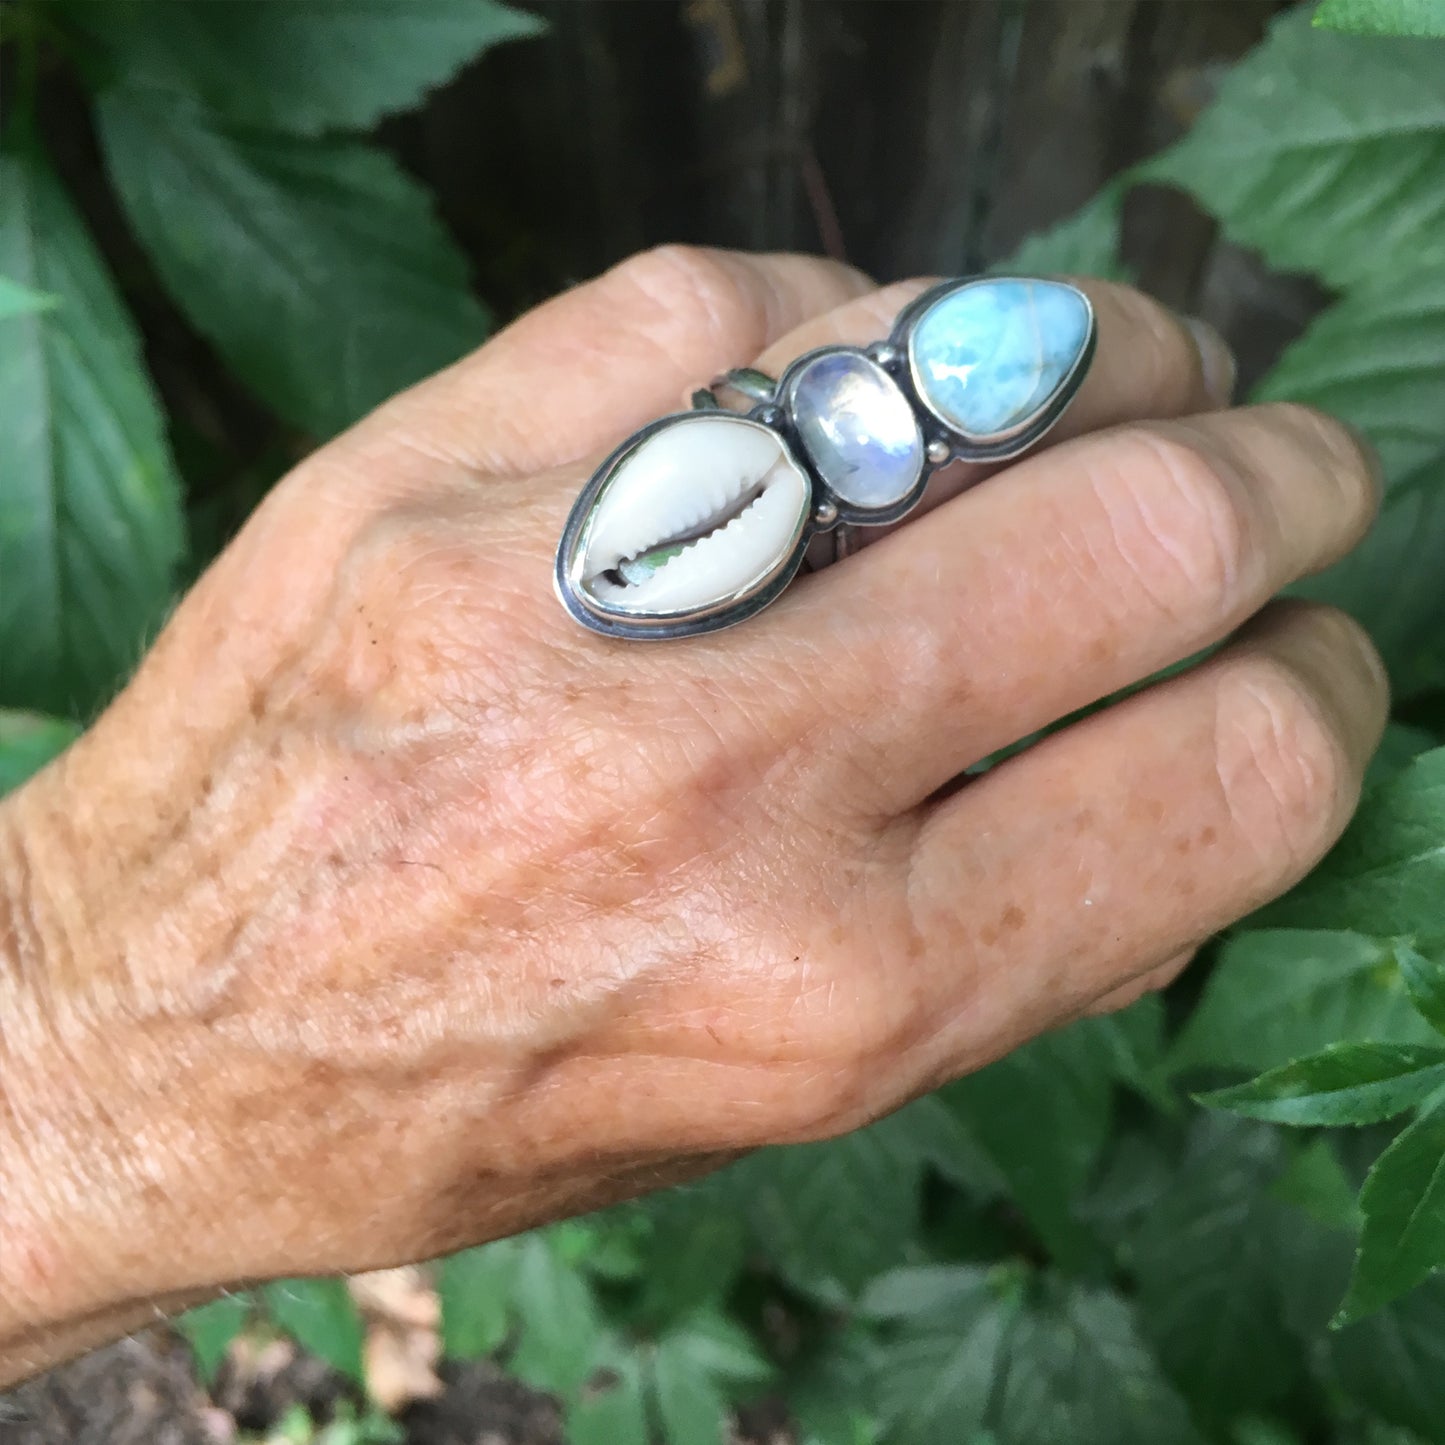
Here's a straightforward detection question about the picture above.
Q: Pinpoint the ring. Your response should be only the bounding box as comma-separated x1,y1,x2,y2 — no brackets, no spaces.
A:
555,275,1096,641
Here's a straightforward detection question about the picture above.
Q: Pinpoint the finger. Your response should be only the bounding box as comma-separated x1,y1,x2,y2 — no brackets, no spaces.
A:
750,276,1235,539
760,402,1379,813
1080,949,1195,1018
899,603,1388,1076
371,246,873,476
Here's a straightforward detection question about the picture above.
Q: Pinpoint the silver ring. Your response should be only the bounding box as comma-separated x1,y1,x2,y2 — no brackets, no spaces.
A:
556,275,1096,641
694,367,779,411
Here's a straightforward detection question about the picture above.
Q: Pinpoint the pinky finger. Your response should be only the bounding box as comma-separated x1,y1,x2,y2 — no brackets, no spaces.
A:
1080,949,1197,1018
899,602,1388,1076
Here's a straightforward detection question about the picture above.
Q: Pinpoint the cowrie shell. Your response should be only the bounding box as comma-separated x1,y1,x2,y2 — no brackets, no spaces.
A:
561,414,812,631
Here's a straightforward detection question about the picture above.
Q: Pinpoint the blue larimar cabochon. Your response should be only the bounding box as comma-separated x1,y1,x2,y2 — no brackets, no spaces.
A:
906,278,1093,443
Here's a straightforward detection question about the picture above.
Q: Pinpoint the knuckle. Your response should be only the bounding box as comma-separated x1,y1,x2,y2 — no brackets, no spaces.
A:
1117,288,1203,413
1213,656,1351,873
1258,400,1352,453
1255,401,1381,515
1083,424,1250,624
611,244,759,352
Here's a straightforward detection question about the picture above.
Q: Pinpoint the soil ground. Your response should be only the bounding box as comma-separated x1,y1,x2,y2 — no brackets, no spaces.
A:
0,1330,790,1445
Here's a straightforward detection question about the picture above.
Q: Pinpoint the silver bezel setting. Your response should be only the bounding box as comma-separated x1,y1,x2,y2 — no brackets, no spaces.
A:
773,344,932,528
555,275,1097,641
553,413,815,642
891,275,1098,465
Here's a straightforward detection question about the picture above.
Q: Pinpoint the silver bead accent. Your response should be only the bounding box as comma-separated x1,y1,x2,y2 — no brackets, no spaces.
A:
926,438,951,465
867,342,901,367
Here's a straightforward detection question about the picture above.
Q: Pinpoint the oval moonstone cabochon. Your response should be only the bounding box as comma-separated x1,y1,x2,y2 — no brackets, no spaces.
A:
789,351,923,512
907,278,1092,443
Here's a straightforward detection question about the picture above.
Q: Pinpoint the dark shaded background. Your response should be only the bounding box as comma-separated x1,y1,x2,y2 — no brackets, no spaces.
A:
401,0,1317,375
36,0,1324,556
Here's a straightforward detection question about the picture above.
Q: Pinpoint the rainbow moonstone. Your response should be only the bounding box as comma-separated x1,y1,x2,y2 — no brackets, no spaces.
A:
790,351,923,511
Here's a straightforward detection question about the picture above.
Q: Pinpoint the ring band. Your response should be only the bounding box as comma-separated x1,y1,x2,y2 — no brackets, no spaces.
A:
555,275,1097,641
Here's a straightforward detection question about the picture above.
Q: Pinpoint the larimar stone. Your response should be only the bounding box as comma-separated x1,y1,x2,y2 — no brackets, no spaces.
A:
907,279,1091,441
790,351,923,511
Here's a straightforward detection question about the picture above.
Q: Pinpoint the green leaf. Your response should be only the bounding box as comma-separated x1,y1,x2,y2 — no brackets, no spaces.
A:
858,1264,1020,1323
784,1324,882,1445
731,1107,934,1299
1298,454,1445,699
69,0,545,136
992,1283,1205,1445
662,1312,773,1390
941,1023,1115,1267
174,1294,250,1386
1314,0,1445,38
1255,1131,1367,1341
1103,1117,1303,1417
1351,1426,1437,1445
507,1233,605,1398
1231,1422,1302,1445
862,1238,1209,1441
1202,1042,1445,1127
0,276,58,320
1255,268,1445,482
878,1092,1009,1199
1173,931,1437,1075
1250,270,1445,700
648,1313,771,1445
550,1214,643,1280
653,1340,728,1445
1260,749,1445,944
1330,1276,1445,1436
1339,1096,1445,1321
998,185,1129,281
0,149,183,715
96,92,489,438
631,1192,747,1324
1371,723,1442,785
1143,9,1445,288
567,1346,649,1445
861,1267,1018,1445
263,1279,365,1384
1271,1137,1364,1232
1074,995,1175,1111
437,1241,519,1360
1398,942,1445,1036
0,711,79,795
1252,270,1445,698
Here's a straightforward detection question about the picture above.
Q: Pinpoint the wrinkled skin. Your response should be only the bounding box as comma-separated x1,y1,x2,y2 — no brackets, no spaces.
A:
0,248,1387,1384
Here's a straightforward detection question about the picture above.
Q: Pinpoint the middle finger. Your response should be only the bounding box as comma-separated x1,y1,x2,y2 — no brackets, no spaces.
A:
752,401,1379,814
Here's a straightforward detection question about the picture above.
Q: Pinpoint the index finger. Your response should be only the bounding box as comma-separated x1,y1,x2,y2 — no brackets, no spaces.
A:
371,246,874,478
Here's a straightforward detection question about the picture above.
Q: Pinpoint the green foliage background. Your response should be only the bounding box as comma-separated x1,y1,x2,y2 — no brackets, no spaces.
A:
7,1,1445,1442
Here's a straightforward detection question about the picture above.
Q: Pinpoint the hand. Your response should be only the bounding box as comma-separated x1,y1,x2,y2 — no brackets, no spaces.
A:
0,247,1386,1381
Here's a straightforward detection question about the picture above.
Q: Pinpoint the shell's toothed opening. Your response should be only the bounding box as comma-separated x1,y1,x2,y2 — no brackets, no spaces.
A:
605,479,767,588
575,416,810,616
